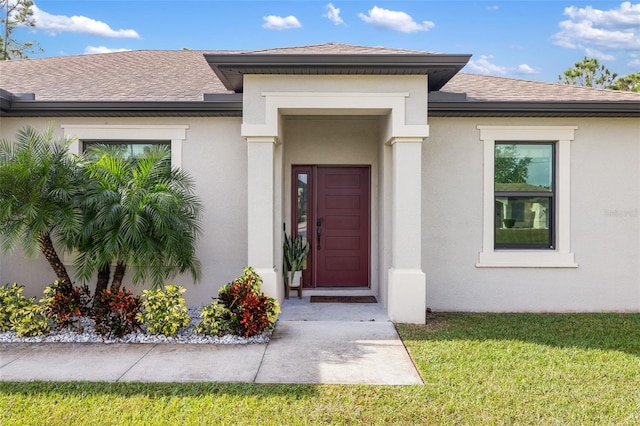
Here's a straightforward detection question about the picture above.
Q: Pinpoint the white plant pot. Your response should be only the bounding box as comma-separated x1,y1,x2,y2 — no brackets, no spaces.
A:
291,270,302,287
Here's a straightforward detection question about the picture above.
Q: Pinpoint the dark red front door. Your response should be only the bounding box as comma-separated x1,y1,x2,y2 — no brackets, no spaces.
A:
292,166,370,288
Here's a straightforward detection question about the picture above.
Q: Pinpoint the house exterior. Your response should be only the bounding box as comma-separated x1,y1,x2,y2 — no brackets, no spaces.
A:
1,43,639,324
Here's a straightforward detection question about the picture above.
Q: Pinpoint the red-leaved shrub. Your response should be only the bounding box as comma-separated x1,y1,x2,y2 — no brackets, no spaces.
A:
217,267,279,337
41,280,92,329
92,288,142,338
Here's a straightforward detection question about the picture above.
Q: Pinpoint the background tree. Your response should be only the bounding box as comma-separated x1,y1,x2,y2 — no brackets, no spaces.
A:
1,0,41,60
558,57,618,89
495,145,532,184
75,145,203,293
608,72,640,92
0,126,81,285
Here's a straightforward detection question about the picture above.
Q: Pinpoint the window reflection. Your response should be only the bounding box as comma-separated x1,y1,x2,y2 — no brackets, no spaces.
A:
495,197,551,246
83,141,170,160
495,143,554,249
495,144,552,191
296,173,308,243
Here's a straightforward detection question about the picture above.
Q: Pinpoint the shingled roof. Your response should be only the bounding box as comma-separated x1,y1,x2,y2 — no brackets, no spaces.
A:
1,43,638,117
443,73,640,102
0,50,233,102
244,42,439,55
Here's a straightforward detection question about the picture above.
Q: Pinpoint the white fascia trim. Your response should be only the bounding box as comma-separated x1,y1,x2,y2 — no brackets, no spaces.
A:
476,125,577,268
61,124,189,168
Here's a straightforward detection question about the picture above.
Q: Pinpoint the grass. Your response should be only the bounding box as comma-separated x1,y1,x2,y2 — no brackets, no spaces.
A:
2,313,640,425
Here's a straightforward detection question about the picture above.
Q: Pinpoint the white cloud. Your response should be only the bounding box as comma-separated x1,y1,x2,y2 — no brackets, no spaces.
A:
467,55,508,75
30,4,140,38
466,55,539,76
358,6,434,33
84,46,132,55
515,64,538,75
564,2,640,28
552,2,640,52
627,54,640,68
486,5,500,11
262,15,302,30
584,47,616,61
324,3,344,25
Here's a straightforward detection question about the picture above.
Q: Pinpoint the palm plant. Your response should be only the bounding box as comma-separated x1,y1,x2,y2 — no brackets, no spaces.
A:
75,145,203,292
0,126,81,286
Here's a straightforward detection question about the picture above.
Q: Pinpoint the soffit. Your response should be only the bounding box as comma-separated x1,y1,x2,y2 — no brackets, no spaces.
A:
204,53,472,93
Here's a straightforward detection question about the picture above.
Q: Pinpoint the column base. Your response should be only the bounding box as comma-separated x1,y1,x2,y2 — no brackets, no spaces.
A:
387,268,426,324
253,267,282,302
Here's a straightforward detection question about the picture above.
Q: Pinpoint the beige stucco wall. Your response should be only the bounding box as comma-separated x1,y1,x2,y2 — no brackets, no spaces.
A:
424,117,640,312
2,112,639,313
0,117,248,305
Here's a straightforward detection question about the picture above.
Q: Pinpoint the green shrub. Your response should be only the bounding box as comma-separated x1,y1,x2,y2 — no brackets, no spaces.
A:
0,283,50,336
194,301,230,336
41,280,92,329
217,267,280,338
0,283,30,332
11,303,50,337
92,288,142,338
138,285,190,336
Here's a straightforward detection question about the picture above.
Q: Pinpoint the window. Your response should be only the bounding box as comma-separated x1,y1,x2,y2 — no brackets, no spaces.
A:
477,126,577,268
494,143,554,249
82,141,170,160
61,124,188,168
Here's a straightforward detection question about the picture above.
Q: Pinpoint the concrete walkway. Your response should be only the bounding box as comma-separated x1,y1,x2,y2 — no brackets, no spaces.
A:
0,297,423,385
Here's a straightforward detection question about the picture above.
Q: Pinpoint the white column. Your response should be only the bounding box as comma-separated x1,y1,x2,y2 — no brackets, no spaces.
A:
246,136,280,300
387,137,426,324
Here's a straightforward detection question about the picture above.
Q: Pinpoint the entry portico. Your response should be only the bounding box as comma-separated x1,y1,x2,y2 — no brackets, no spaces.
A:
204,51,470,323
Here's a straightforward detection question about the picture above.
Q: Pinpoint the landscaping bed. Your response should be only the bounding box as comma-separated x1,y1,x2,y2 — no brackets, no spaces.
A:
1,268,279,344
0,306,271,345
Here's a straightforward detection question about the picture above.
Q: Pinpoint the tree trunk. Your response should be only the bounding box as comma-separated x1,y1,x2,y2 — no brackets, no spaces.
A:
110,261,127,291
94,265,111,296
38,232,72,285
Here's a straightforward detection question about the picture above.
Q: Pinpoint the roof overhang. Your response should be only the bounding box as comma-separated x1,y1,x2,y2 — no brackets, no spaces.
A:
3,89,637,118
428,100,640,117
0,92,243,117
204,53,472,93
0,89,12,112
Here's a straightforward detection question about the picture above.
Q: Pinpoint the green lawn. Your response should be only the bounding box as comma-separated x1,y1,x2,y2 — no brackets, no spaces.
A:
2,314,640,425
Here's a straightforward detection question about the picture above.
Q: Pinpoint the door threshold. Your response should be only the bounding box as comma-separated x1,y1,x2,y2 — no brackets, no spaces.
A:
302,288,376,297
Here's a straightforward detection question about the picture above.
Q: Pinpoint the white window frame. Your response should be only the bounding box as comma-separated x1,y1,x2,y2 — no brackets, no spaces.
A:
61,124,189,168
476,125,578,268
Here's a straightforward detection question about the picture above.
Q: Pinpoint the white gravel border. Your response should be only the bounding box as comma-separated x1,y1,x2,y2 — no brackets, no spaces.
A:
0,307,271,344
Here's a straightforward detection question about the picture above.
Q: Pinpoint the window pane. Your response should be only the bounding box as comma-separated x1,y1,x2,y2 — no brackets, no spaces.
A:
296,173,308,243
495,196,551,247
83,142,170,160
495,144,552,192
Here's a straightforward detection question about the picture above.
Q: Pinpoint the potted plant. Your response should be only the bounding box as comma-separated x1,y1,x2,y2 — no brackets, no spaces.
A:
503,218,516,228
283,232,310,299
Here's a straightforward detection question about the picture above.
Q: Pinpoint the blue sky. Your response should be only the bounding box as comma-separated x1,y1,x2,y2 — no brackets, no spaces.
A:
12,0,640,83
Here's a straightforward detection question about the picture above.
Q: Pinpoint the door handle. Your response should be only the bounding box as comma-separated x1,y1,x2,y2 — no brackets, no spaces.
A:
317,218,322,250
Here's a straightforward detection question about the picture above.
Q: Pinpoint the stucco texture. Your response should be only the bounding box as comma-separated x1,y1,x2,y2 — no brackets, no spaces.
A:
423,117,640,312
